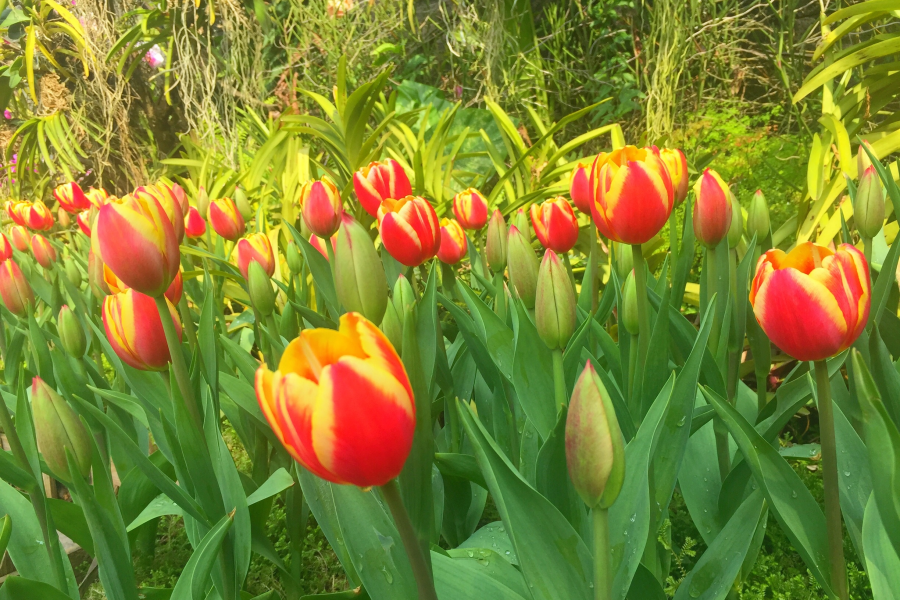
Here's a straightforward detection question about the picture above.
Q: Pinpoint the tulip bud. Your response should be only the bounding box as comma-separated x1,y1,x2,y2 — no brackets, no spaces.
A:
436,219,468,265
615,242,633,278
507,226,539,308
621,271,639,336
855,166,885,239
64,259,82,288
300,178,343,239
196,186,210,216
10,225,30,252
53,182,90,213
31,234,57,269
0,260,34,316
531,196,579,253
452,188,489,230
569,161,593,214
58,305,87,358
208,198,245,241
692,168,732,249
286,240,303,275
727,192,743,249
857,140,875,178
377,196,441,267
278,300,300,341
248,261,275,316
393,273,416,314
103,289,180,370
334,215,388,323
234,186,253,221
513,207,530,238
565,362,625,509
0,233,12,262
57,207,71,228
746,190,770,241
185,206,206,239
381,274,415,356
486,209,508,272
32,377,92,480
535,250,576,350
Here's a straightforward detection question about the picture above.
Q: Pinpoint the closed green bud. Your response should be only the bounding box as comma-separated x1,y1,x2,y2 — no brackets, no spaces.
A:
535,250,576,350
381,300,403,351
855,166,885,239
507,226,540,308
565,362,625,509
381,275,414,352
286,240,303,275
64,259,81,289
196,186,210,217
248,261,275,316
58,305,86,358
513,207,530,239
485,210,508,272
234,186,253,221
621,271,639,336
857,140,875,178
32,376,92,480
615,242,632,279
278,300,300,341
334,215,388,323
727,192,743,249
392,274,416,314
746,190,770,241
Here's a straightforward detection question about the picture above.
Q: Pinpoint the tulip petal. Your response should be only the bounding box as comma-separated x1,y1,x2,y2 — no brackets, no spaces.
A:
279,328,365,380
275,373,339,482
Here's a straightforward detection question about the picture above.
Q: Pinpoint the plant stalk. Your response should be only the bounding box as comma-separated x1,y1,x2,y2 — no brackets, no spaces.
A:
863,236,873,267
590,227,600,315
668,209,679,263
593,507,611,600
493,272,507,323
153,295,202,429
178,296,198,352
814,360,848,600
707,245,722,356
552,348,567,409
630,245,651,383
380,479,439,600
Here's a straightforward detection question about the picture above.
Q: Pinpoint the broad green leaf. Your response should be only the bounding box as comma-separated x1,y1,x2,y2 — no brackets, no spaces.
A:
863,495,900,600
127,494,182,532
246,468,294,505
679,396,721,544
458,521,517,565
433,550,528,599
287,223,339,318
832,398,872,561
510,299,557,440
47,498,94,556
170,512,234,600
0,577,73,600
535,406,586,535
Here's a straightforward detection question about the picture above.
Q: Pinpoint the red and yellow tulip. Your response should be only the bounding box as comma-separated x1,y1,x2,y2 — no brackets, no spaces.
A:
236,233,276,279
185,207,206,239
692,168,732,248
452,188,489,231
135,183,187,243
255,312,415,487
0,260,34,316
102,261,183,304
85,187,110,208
437,218,468,265
377,196,441,267
309,233,337,261
750,242,870,362
103,289,182,371
95,193,181,298
353,159,412,218
76,210,94,237
569,160,594,215
0,233,12,262
16,201,54,231
31,234,57,269
531,196,579,253
208,198,246,241
659,148,689,206
9,226,29,252
592,146,674,245
52,182,90,214
300,178,343,239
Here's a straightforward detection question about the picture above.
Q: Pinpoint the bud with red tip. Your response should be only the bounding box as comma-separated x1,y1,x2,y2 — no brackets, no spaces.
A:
535,250,576,350
300,178,343,239
485,209,508,272
452,188,489,230
31,234,57,268
248,261,276,317
32,376,93,480
531,196,579,253
692,168,732,248
56,207,71,228
746,190,770,241
9,226,29,252
53,182,90,213
185,206,206,239
208,198,245,241
437,219,468,265
0,260,33,316
857,140,875,177
353,159,413,218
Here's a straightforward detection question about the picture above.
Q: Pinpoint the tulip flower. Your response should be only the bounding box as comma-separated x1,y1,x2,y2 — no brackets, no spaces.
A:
300,178,343,239
185,206,206,239
5,201,25,227
95,193,181,298
31,234,57,269
750,242,870,361
255,312,415,487
309,233,337,260
236,233,276,279
507,226,539,308
659,148,689,206
485,209,508,272
135,184,185,243
535,250,576,350
85,187,110,208
9,226,29,252
20,201,54,231
437,218,468,265
334,215,388,324
855,166,885,240
52,182,90,213
0,260,34,316
103,289,182,371
746,190,770,242
0,233,11,261
76,210,94,237
58,305,87,358
692,168,732,248
531,196,579,253
569,160,594,214
377,196,441,267
353,159,412,218
592,145,674,245
32,376,92,480
452,188,489,231
208,197,246,241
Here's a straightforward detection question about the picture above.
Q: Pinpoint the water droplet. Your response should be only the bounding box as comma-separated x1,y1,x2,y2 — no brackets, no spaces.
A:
467,550,475,558
843,470,851,477
505,551,511,555
791,490,798,498
629,514,636,523
677,416,686,427
589,582,594,588
382,566,393,583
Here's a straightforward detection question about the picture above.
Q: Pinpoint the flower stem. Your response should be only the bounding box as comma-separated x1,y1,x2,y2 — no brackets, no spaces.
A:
630,245,651,383
863,236,873,267
552,348,567,409
153,295,202,428
380,479,438,600
814,360,848,600
707,245,722,356
590,227,600,315
668,209,679,262
593,507,611,600
178,296,197,352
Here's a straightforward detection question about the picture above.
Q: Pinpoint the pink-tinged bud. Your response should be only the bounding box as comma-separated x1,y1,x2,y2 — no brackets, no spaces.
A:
0,233,11,261
659,148,689,206
31,234,57,268
857,140,876,177
300,178,343,238
437,218,468,265
0,260,34,316
513,207,530,237
56,207,71,228
353,159,413,217
19,201,54,231
52,182,90,213
309,233,337,260
32,376,92,480
565,362,625,509
377,196,441,267
531,196,579,253
855,165,885,239
9,226,29,252
692,169,732,248
570,160,594,214
184,206,206,239
76,209,94,237
207,197,245,241
85,187,110,208
103,289,182,371
334,215,388,323
535,250,576,350
452,188,489,230
95,193,181,298
235,233,275,279
507,226,539,308
485,209,508,272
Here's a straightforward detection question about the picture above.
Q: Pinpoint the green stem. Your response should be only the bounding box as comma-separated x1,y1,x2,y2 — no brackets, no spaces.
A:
562,252,576,291
590,228,600,315
441,261,460,301
631,245,651,383
552,348,567,409
593,508,611,600
493,272,507,323
863,236,873,267
153,295,202,429
668,209,679,262
0,316,7,364
627,336,638,408
814,360,848,600
380,479,439,600
707,245,722,356
266,313,282,365
325,237,337,286
178,296,198,352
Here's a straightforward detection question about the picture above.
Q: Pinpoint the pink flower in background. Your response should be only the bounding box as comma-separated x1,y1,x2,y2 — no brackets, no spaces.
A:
3,110,10,119
144,45,165,68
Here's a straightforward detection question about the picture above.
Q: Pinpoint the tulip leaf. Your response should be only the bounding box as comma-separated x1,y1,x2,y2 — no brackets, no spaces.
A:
868,325,900,428
434,453,487,490
703,386,834,595
832,394,873,561
440,472,488,548
170,512,235,600
47,497,94,557
458,521,517,565
126,494,182,532
863,494,900,600
671,197,695,308
510,298,557,440
199,281,219,406
0,577,74,600
287,223,339,319
639,283,671,418
26,311,54,387
679,399,723,544
625,563,666,600
673,490,766,600
433,550,529,599
246,468,294,506
458,400,594,600
535,406,587,535
459,282,515,381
